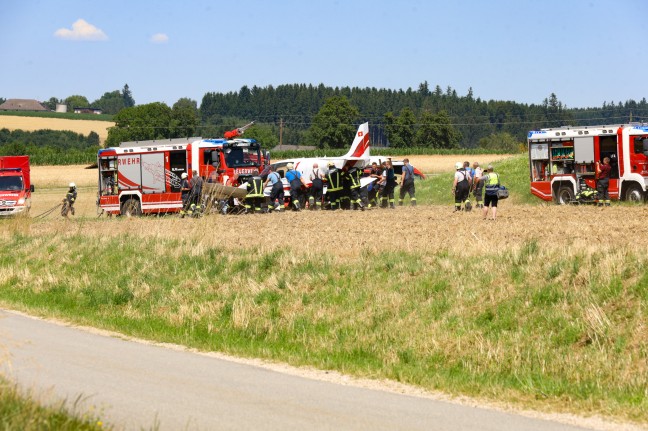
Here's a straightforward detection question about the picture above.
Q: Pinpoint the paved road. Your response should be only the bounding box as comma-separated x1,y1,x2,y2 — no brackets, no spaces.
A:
0,309,593,431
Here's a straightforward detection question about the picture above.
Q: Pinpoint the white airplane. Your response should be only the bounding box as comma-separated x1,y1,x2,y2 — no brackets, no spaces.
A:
264,122,375,197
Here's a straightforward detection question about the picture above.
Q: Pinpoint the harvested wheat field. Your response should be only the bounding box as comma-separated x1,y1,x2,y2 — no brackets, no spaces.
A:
407,154,514,173
0,115,113,143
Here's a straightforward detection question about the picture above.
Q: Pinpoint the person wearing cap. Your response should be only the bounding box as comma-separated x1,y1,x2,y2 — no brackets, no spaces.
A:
471,161,484,209
308,162,324,210
452,161,472,212
285,162,305,210
325,161,343,210
474,164,500,220
180,172,191,217
264,165,284,211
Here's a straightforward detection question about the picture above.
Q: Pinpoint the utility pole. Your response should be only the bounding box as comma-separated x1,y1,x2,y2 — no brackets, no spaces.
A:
279,118,284,146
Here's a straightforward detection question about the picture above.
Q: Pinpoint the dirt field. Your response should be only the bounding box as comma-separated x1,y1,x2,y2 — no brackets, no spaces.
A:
0,115,113,143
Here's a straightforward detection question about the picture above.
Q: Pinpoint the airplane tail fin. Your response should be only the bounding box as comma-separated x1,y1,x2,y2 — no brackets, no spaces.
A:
343,122,370,159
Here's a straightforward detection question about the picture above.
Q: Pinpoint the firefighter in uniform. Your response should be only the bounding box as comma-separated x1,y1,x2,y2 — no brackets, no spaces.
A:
596,157,611,206
188,170,203,216
340,167,352,210
398,158,417,206
348,167,365,210
244,175,265,213
264,165,284,211
452,162,472,212
380,160,396,209
285,163,304,210
65,182,77,216
180,173,191,217
325,162,342,210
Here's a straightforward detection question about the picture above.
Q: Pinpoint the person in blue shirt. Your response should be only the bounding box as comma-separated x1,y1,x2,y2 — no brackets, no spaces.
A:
263,165,284,211
285,163,306,210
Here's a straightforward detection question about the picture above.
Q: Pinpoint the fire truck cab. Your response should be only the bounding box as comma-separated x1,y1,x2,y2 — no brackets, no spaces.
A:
528,124,648,203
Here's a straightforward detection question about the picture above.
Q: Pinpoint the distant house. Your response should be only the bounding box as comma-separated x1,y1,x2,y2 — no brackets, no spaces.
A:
0,99,47,111
73,107,103,115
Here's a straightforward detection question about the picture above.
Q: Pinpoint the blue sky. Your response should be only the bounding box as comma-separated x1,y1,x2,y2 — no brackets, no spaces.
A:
1,0,646,109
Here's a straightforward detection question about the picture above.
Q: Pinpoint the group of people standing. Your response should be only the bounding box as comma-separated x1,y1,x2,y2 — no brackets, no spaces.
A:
452,161,501,220
259,158,418,213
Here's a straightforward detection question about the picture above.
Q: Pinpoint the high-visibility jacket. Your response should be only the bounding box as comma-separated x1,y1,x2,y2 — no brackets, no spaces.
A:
349,168,361,189
327,168,342,192
246,176,264,198
485,173,500,196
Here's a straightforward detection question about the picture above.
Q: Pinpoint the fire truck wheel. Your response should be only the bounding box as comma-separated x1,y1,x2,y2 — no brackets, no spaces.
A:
555,187,574,205
120,198,142,217
624,183,644,203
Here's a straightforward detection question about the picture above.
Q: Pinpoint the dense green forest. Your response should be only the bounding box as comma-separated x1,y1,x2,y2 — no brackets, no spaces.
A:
199,82,648,148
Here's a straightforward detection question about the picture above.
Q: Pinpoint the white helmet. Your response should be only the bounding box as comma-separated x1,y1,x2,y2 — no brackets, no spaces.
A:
181,172,188,179
286,163,294,170
455,162,463,170
69,182,76,188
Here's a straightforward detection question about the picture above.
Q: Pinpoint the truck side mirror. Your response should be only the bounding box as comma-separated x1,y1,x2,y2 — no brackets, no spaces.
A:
30,184,35,192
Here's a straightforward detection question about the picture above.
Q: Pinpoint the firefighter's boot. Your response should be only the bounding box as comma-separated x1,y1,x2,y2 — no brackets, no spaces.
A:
465,200,472,212
308,196,315,210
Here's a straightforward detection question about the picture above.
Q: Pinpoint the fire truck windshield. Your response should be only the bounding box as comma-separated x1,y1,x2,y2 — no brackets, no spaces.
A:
0,176,23,191
225,147,260,168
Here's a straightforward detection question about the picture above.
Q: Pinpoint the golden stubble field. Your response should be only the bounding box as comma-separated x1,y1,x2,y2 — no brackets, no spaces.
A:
0,115,113,143
398,154,513,174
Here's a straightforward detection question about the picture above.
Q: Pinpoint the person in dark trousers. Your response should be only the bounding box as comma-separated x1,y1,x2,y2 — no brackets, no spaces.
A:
65,182,77,216
188,170,203,216
264,165,284,212
180,172,191,217
452,162,472,212
367,162,381,208
285,163,305,210
596,157,611,207
475,164,500,220
244,175,265,213
340,166,352,210
348,167,365,210
380,159,397,209
398,158,417,206
471,161,484,209
308,163,324,210
326,162,343,210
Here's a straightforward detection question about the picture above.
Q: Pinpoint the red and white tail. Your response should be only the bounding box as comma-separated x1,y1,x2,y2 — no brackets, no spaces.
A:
343,122,370,159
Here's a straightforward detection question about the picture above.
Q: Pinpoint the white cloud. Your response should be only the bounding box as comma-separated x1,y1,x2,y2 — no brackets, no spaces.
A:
150,33,169,44
54,19,108,41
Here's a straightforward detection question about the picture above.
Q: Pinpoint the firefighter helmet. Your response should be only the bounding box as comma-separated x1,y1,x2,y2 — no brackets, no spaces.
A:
181,173,188,179
455,162,463,170
69,182,76,188
287,163,294,170
328,161,335,167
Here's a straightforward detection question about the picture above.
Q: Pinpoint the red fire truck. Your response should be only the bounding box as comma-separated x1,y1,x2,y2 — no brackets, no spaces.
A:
96,134,267,216
528,124,648,203
0,156,34,216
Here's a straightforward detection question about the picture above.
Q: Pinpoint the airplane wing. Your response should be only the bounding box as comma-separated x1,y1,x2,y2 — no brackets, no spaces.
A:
360,176,377,188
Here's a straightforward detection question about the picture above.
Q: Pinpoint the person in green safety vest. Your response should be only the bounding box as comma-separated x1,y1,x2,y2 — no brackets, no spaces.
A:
325,161,343,210
244,175,266,214
474,164,500,220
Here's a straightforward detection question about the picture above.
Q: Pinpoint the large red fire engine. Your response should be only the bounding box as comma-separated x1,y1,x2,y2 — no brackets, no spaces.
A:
97,127,267,215
528,124,648,203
